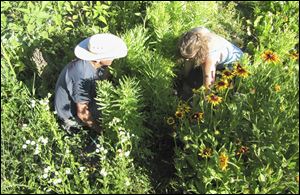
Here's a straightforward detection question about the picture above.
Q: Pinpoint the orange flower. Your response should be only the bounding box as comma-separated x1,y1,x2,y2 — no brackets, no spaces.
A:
261,50,280,63
219,152,229,171
207,94,223,106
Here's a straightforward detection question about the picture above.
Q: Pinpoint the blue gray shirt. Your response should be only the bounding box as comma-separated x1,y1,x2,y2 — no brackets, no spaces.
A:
54,59,107,121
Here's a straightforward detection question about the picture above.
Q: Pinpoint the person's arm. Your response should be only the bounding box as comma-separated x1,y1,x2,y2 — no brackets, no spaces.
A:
76,102,102,132
202,56,217,89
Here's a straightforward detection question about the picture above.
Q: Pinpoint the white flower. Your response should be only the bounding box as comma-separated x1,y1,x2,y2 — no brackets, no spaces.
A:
41,138,48,145
30,99,36,108
26,140,31,145
44,166,51,173
99,146,105,152
125,179,130,186
31,141,36,145
95,149,100,153
103,149,108,154
22,124,28,129
55,171,59,176
96,144,100,148
79,167,85,171
124,151,130,157
22,144,27,149
65,168,71,175
39,99,49,106
34,148,40,155
53,178,62,185
100,168,108,177
43,173,48,179
53,111,57,115
100,156,106,161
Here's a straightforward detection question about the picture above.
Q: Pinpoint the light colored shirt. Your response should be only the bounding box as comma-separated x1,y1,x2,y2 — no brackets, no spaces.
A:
191,26,243,68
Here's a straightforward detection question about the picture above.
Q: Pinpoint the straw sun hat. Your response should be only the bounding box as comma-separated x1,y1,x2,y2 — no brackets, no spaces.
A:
74,33,128,61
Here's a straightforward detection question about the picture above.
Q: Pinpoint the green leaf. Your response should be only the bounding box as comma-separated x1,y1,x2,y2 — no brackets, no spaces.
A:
66,21,74,27
72,15,78,20
99,15,107,25
258,173,266,183
254,16,263,27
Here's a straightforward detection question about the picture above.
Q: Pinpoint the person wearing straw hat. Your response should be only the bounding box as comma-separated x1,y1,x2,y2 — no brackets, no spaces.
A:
54,33,127,134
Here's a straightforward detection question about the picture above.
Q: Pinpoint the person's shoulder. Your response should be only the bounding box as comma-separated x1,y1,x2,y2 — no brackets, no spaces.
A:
190,26,210,34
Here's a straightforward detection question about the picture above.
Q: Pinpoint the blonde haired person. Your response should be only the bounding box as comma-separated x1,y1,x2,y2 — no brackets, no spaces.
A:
178,26,243,89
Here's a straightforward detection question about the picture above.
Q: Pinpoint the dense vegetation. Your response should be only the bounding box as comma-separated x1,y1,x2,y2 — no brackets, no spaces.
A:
1,1,299,194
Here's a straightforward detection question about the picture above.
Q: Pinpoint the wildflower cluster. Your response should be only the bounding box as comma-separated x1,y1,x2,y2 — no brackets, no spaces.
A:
261,50,280,63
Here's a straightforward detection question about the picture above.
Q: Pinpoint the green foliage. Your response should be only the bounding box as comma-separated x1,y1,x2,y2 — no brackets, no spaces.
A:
1,1,299,194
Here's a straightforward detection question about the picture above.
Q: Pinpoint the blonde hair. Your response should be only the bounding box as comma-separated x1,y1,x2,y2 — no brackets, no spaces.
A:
178,30,210,66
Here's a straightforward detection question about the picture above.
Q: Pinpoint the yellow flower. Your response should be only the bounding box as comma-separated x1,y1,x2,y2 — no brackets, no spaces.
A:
207,94,223,106
261,50,280,63
222,69,235,80
175,111,184,119
234,64,250,78
219,152,229,171
191,112,204,122
177,101,191,114
296,175,299,183
166,117,175,125
274,84,281,92
198,147,213,158
216,80,229,91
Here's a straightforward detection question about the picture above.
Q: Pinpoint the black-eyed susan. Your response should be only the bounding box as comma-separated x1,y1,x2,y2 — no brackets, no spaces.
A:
222,69,235,80
191,112,204,122
234,64,250,78
207,94,223,106
219,152,229,171
274,84,281,92
216,80,229,91
198,147,213,158
177,101,191,114
181,103,191,114
175,110,184,119
261,50,280,63
236,146,249,156
166,117,175,125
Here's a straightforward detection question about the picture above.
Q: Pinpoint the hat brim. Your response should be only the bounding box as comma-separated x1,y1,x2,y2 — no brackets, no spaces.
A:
74,36,128,61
